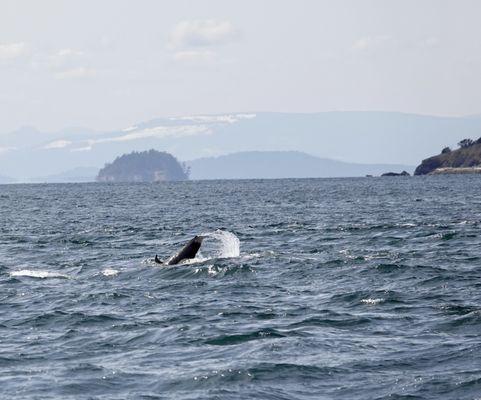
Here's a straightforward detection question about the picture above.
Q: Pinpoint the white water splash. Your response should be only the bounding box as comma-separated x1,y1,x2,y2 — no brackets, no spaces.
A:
361,298,384,305
161,230,241,266
102,268,119,277
201,230,240,259
10,270,69,279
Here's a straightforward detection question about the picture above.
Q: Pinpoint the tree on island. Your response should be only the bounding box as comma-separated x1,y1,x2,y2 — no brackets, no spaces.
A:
97,149,189,182
458,138,474,148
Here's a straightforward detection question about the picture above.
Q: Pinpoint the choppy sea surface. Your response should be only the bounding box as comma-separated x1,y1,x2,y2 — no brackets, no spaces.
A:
1,176,481,400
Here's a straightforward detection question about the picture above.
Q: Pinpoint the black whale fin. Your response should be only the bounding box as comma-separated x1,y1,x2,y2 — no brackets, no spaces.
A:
154,255,163,264
164,235,204,265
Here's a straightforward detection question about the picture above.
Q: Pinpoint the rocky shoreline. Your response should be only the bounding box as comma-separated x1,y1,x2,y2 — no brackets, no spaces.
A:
429,167,481,175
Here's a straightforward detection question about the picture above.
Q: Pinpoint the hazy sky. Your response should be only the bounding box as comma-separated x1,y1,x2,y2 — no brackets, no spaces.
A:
1,0,481,133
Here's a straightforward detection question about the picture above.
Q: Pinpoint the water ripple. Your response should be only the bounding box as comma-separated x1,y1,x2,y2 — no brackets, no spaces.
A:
1,178,481,399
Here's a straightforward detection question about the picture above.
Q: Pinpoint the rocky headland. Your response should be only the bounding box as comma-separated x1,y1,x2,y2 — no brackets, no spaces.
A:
414,138,481,175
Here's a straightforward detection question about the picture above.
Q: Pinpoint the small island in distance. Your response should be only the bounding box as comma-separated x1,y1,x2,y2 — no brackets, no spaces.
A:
97,150,189,182
381,171,410,177
415,137,481,175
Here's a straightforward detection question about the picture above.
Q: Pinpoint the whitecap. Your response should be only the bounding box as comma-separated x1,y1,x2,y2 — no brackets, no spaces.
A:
10,270,69,279
239,253,261,261
361,298,384,305
182,256,210,265
102,268,119,277
207,265,221,276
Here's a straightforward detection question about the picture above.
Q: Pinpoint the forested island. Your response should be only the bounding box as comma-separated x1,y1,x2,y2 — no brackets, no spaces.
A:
415,138,481,175
97,150,189,182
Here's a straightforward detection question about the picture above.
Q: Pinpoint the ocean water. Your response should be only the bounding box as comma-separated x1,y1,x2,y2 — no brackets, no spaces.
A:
1,176,481,399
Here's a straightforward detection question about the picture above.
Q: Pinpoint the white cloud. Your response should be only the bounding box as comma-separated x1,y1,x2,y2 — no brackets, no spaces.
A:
54,67,96,80
30,47,86,71
56,48,84,58
173,50,216,63
122,125,138,132
0,146,16,154
352,35,391,51
70,146,92,152
420,37,439,48
100,35,113,48
42,140,72,149
0,42,28,60
169,20,238,49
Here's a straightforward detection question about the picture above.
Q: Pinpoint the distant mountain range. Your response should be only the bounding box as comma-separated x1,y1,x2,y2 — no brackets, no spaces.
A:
1,111,481,181
1,151,413,183
187,151,413,179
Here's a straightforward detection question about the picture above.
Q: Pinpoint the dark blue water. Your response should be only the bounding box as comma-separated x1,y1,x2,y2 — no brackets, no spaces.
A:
1,177,481,399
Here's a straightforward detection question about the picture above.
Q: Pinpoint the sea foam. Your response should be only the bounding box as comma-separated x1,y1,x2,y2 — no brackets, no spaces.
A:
10,270,69,279
102,268,119,277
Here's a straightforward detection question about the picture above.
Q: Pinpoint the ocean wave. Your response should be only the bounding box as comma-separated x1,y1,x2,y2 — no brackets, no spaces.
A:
152,262,255,280
9,269,69,279
361,298,384,305
101,268,119,277
204,328,288,346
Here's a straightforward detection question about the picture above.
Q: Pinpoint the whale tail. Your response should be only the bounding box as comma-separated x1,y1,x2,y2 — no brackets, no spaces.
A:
157,235,204,266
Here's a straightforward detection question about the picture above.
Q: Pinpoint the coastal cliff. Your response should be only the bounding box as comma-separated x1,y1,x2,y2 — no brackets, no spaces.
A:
97,150,189,182
414,139,481,175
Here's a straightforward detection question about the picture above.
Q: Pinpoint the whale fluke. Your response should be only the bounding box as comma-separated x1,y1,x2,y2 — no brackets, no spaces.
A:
156,235,204,266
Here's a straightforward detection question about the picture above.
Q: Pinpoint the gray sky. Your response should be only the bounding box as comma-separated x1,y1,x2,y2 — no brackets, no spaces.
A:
1,0,481,133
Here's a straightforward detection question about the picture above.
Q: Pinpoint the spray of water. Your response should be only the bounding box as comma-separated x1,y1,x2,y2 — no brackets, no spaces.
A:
162,230,240,266
200,230,240,259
